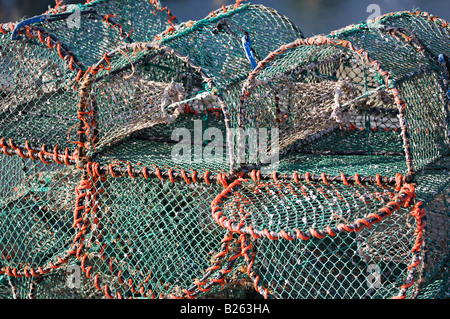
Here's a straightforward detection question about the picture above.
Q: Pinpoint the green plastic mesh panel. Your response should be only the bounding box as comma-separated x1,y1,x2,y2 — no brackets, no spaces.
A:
396,70,449,173
91,112,230,173
155,2,304,90
72,172,238,298
79,0,178,43
82,45,204,155
211,178,423,299
0,24,79,151
370,11,450,59
411,156,450,297
11,0,177,69
419,186,449,286
0,154,80,277
275,154,408,178
416,254,449,299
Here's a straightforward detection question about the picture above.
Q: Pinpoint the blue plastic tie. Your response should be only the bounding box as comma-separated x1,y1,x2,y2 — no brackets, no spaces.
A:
11,14,50,40
241,35,258,70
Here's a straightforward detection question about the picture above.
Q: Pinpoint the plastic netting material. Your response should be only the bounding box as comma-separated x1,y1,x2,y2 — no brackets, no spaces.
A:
0,1,449,299
0,0,177,153
237,13,450,177
77,1,304,164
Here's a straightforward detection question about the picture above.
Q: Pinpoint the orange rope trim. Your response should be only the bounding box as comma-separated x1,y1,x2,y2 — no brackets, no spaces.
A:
46,0,66,15
392,201,426,299
0,137,77,166
149,0,177,27
22,28,85,81
211,179,416,241
0,23,14,34
102,14,133,39
239,234,269,299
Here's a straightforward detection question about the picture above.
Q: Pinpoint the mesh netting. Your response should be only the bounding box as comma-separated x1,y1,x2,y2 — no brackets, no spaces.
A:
72,173,237,298
0,155,80,279
0,0,177,155
76,1,304,167
0,264,105,299
237,11,450,178
210,177,421,299
0,2,448,300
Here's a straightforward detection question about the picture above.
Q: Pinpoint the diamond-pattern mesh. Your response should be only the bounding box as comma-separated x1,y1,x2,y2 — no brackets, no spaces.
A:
0,2,448,300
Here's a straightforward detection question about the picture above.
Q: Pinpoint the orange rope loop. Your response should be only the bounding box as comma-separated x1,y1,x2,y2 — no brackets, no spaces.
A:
168,168,175,182
341,172,349,186
395,173,403,191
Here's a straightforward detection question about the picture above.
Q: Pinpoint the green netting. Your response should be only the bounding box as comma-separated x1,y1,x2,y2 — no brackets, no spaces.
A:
0,2,448,300
154,2,303,90
276,154,408,177
237,12,450,178
210,178,421,299
12,0,177,68
0,155,80,276
0,0,177,153
76,2,304,166
72,173,238,298
0,25,79,150
0,264,106,299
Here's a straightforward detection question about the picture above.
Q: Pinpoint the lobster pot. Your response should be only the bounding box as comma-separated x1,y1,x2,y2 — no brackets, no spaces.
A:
210,177,426,299
11,0,177,68
0,0,179,282
80,43,207,156
0,154,82,279
71,170,242,299
80,41,231,176
237,12,450,179
227,11,450,299
78,2,304,165
0,21,83,288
